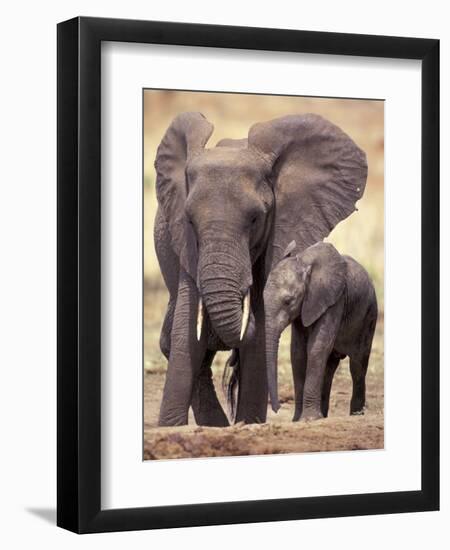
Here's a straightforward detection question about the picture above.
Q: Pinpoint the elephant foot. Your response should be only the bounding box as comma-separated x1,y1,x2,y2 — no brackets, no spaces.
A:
234,414,266,425
195,412,229,428
158,416,188,427
350,405,366,416
300,410,323,422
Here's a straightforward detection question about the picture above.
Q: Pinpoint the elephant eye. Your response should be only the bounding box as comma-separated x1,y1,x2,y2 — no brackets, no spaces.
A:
283,295,294,306
186,216,196,231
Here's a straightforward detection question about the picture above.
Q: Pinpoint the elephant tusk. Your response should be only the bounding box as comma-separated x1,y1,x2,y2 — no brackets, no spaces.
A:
240,290,250,341
196,298,204,341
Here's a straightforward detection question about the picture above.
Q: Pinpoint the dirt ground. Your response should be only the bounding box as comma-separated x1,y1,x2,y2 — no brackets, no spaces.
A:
143,288,384,460
144,374,384,460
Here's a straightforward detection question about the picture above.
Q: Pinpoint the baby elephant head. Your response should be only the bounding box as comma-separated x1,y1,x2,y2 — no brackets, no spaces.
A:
263,240,347,412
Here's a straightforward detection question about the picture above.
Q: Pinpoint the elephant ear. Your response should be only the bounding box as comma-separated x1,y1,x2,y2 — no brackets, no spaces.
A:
300,242,347,327
248,114,367,274
216,137,248,148
155,112,213,278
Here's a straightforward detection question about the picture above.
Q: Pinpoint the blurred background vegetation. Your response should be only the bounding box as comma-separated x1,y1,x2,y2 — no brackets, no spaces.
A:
143,91,384,425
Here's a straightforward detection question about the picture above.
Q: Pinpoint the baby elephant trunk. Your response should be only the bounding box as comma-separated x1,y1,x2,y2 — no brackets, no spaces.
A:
265,324,281,413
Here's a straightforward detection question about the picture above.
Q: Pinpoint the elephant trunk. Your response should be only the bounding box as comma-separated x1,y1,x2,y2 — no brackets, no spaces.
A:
265,320,281,413
198,242,252,348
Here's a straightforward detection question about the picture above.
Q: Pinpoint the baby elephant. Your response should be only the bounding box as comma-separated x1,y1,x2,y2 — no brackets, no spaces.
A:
263,241,377,421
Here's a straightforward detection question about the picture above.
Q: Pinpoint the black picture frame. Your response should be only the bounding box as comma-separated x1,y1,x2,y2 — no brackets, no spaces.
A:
57,16,439,533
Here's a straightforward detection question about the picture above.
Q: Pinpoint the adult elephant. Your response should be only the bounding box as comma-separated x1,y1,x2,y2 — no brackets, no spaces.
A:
154,112,367,426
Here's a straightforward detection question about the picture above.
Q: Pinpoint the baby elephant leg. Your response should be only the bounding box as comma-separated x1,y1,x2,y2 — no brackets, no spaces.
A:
350,316,376,415
320,352,342,418
302,304,343,421
349,353,369,415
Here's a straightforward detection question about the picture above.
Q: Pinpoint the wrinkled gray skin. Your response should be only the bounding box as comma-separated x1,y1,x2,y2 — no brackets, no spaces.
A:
264,241,378,421
154,112,367,426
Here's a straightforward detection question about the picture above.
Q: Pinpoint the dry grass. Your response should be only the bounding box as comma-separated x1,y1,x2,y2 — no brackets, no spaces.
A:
143,91,384,458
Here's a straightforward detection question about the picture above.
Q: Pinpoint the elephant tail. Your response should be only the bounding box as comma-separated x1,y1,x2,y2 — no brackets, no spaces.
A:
222,349,240,422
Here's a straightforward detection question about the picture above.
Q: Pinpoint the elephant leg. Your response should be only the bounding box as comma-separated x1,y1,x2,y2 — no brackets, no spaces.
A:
235,300,267,424
158,270,207,426
350,315,376,415
154,208,180,294
320,352,341,418
291,321,307,422
349,353,369,415
302,303,343,421
155,207,179,361
159,298,175,360
191,350,229,427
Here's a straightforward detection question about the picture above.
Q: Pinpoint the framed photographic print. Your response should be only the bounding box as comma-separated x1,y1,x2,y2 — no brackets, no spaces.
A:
57,17,439,533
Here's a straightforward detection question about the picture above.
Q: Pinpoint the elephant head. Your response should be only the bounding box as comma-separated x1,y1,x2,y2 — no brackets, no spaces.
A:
155,112,366,348
263,241,347,412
